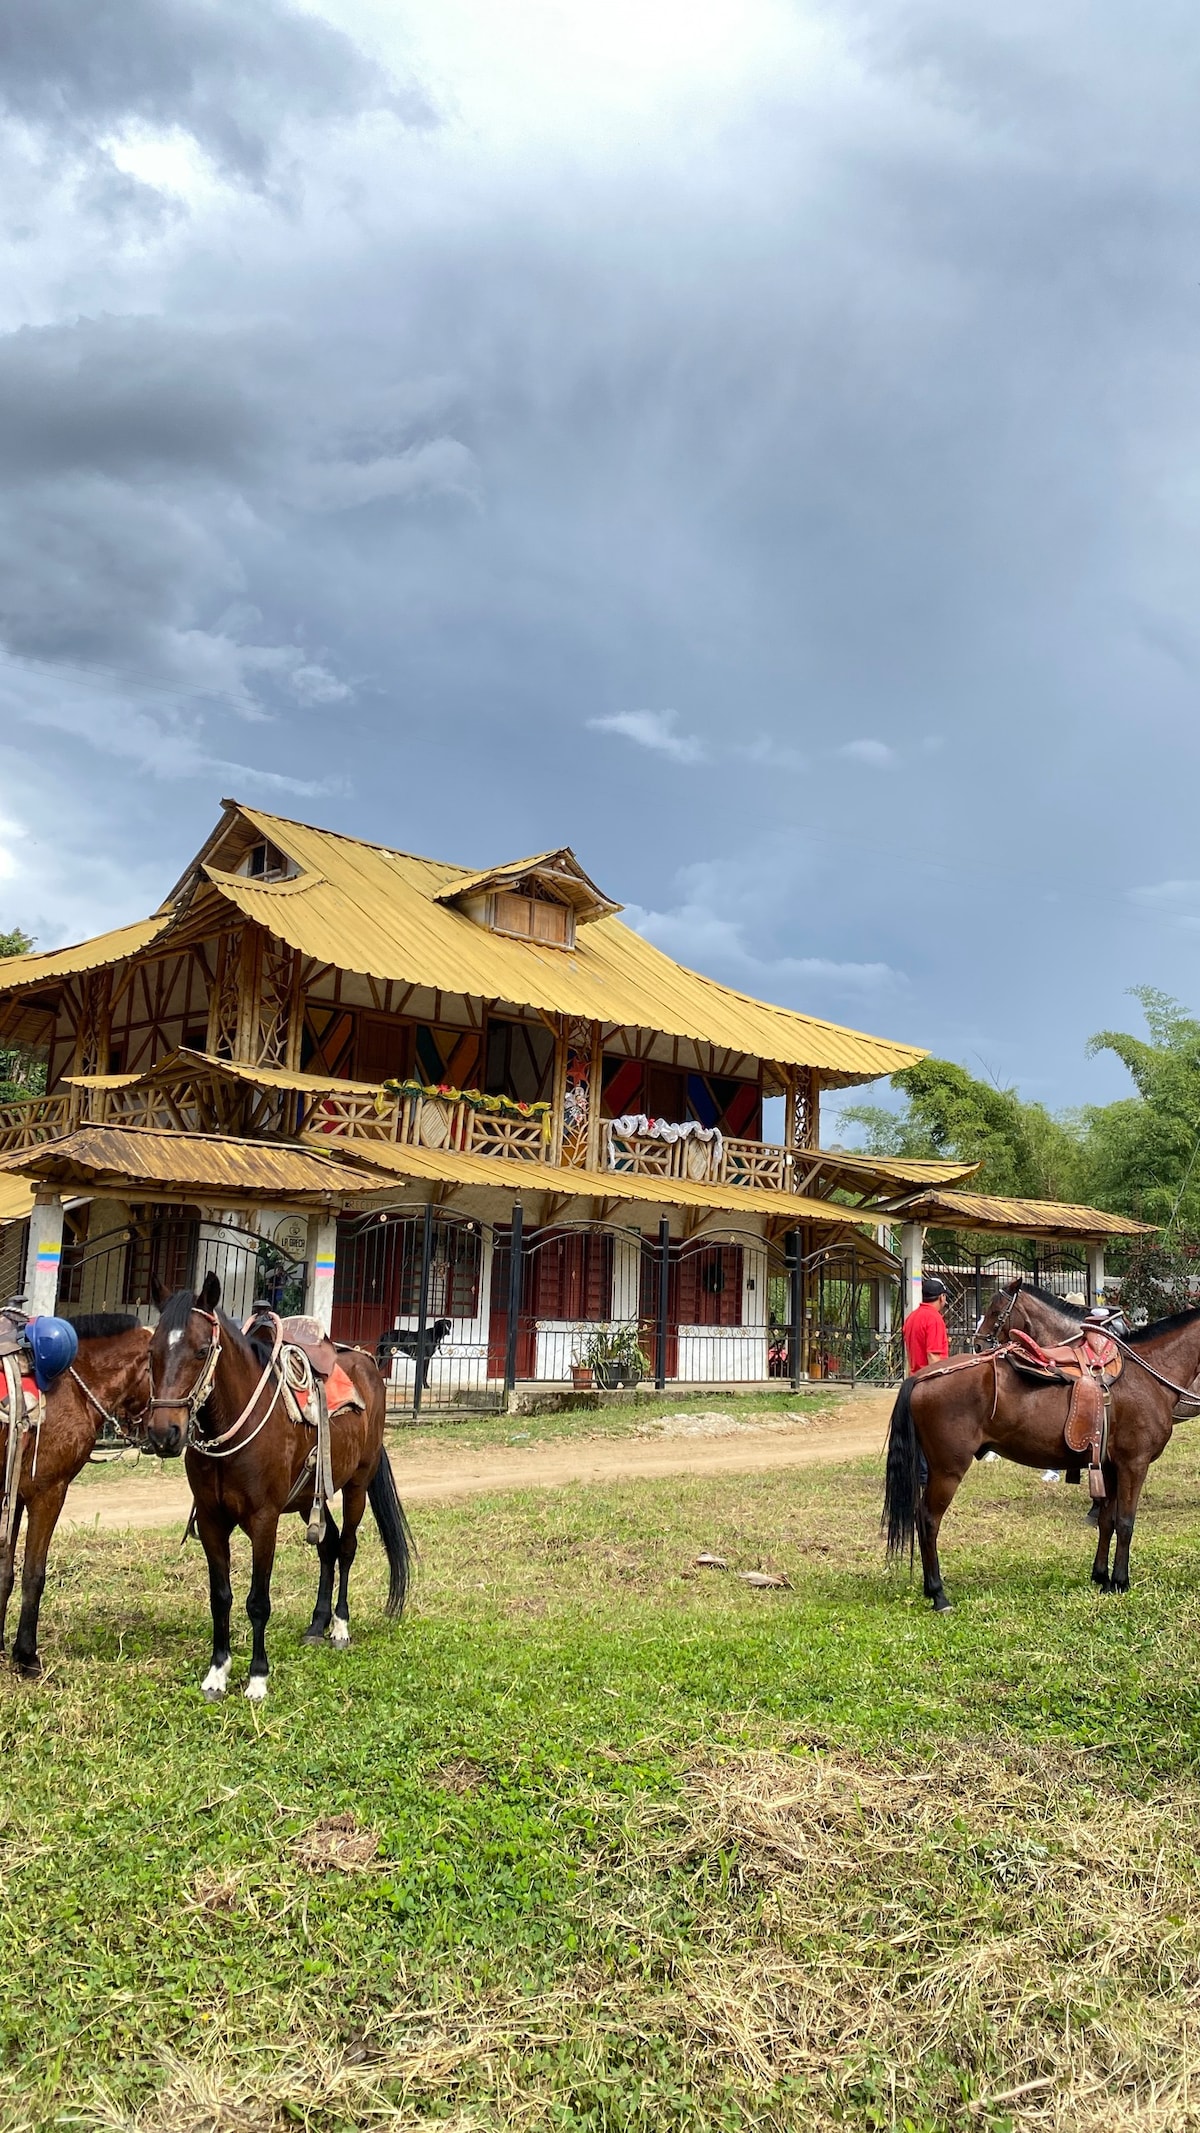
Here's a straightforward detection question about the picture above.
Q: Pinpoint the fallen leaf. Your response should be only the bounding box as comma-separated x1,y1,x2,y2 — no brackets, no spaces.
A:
694,1553,729,1570
738,1570,791,1589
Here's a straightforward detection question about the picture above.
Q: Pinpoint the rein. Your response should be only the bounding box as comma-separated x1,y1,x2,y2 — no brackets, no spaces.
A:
1091,1327,1200,1404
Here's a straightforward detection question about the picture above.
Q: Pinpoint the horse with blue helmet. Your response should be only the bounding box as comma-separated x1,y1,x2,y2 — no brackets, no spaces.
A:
0,1303,153,1675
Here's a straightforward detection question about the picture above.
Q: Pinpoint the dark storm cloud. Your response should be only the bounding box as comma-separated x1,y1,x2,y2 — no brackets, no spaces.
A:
0,0,422,184
3,0,1200,1104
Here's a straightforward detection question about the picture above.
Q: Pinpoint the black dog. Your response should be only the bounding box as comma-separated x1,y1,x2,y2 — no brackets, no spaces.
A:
376,1317,453,1388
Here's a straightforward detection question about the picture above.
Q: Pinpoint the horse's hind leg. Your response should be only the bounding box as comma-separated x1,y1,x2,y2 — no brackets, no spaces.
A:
1090,1464,1118,1589
917,1467,966,1613
11,1483,68,1678
0,1497,24,1656
303,1507,341,1645
330,1479,368,1648
1108,1460,1150,1596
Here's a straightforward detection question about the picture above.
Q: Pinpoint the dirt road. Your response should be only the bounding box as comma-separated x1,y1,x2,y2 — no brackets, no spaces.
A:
62,1392,894,1532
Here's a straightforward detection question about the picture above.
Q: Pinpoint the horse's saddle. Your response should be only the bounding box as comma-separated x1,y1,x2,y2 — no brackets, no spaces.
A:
279,1315,337,1379
1002,1327,1122,1476
0,1306,28,1363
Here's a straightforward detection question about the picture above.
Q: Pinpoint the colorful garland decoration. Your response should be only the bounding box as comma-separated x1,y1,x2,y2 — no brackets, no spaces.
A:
386,1078,552,1142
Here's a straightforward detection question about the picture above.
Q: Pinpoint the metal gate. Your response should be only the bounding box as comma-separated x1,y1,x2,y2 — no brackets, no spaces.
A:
922,1241,1090,1354
57,1210,307,1324
332,1208,499,1413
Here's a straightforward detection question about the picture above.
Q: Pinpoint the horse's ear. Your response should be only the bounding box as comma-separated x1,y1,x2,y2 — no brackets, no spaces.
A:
1008,1277,1023,1294
150,1275,167,1310
199,1271,221,1311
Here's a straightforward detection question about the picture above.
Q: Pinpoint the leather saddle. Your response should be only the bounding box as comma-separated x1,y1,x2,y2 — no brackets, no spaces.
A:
0,1305,28,1363
278,1314,337,1379
1002,1326,1122,1485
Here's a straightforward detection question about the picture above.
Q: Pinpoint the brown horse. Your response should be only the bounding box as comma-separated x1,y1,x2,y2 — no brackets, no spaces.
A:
0,1314,153,1675
883,1303,1200,1608
145,1273,412,1700
973,1278,1124,1353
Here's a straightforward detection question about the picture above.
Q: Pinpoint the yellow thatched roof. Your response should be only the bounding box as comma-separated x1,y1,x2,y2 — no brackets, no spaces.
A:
0,803,927,1088
203,806,924,1086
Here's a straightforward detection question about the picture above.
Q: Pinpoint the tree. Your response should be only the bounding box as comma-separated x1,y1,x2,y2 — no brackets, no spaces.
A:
1080,988,1200,1231
841,1058,1081,1200
0,928,45,1105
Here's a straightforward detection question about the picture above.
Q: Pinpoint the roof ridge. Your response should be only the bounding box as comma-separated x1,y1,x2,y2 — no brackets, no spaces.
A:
230,799,476,873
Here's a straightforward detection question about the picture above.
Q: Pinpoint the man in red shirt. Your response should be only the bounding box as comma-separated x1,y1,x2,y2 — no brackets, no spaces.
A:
903,1275,951,1374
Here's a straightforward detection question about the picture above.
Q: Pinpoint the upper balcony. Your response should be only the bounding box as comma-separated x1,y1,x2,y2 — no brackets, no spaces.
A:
0,1072,824,1199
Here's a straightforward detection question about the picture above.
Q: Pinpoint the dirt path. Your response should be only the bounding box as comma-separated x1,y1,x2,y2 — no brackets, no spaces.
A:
62,1393,894,1531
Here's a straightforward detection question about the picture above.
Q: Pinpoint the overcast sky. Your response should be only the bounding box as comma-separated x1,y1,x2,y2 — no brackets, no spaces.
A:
0,0,1197,1123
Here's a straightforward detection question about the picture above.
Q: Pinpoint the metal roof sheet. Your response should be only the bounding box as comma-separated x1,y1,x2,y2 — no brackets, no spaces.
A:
0,1127,392,1201
302,1131,878,1228
0,917,171,992
0,1176,34,1225
885,1189,1155,1240
197,805,925,1086
791,1149,981,1192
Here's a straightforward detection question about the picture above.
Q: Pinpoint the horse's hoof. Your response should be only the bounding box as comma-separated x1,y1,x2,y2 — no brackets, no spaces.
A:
14,1656,41,1680
1091,1568,1109,1589
932,1595,952,1614
244,1675,268,1702
302,1626,326,1646
330,1619,351,1650
1085,1505,1101,1526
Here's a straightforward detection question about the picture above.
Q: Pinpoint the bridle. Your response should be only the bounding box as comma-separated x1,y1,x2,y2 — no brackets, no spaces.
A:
975,1279,1022,1350
68,1358,153,1439
149,1306,286,1457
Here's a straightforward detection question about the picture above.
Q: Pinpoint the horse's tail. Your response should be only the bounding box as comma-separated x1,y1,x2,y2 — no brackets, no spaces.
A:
368,1448,415,1618
882,1377,925,1566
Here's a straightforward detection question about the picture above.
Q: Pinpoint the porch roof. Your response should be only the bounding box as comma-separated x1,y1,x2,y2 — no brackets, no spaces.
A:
0,1176,35,1225
0,1127,394,1205
301,1131,880,1232
788,1148,981,1198
876,1187,1155,1242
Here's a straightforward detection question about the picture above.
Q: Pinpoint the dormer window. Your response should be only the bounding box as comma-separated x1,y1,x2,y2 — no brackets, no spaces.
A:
435,848,622,949
493,885,572,948
242,840,293,883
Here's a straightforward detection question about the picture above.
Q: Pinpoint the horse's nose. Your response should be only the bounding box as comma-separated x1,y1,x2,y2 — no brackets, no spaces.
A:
150,1420,182,1457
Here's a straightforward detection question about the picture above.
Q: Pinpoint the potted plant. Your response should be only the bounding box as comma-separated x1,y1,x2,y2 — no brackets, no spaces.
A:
569,1344,594,1391
583,1326,649,1390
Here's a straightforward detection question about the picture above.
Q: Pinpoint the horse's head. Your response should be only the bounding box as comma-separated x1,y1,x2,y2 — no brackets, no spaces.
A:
146,1270,223,1457
973,1277,1024,1349
69,1316,155,1434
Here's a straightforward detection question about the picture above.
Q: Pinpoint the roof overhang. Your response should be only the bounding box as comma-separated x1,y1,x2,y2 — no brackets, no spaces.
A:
0,1127,393,1207
871,1187,1156,1243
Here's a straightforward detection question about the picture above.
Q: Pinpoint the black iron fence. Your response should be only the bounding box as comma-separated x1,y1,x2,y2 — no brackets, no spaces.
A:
921,1242,1090,1353
331,1208,904,1413
57,1211,307,1323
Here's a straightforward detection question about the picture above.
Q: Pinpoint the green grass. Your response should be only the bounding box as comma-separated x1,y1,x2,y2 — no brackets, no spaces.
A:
5,1433,1200,2129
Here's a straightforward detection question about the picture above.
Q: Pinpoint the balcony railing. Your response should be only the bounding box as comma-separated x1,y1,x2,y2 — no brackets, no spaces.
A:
0,1074,812,1202
602,1122,795,1192
312,1088,548,1164
0,1093,77,1154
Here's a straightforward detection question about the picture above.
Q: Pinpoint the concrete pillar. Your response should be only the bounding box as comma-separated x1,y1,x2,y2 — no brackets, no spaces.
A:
305,1212,338,1333
900,1221,924,1320
1086,1242,1106,1306
24,1193,65,1317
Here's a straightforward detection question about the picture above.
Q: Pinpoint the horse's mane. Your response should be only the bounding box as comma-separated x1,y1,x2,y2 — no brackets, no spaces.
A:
71,1312,140,1341
1013,1282,1088,1319
1125,1303,1200,1345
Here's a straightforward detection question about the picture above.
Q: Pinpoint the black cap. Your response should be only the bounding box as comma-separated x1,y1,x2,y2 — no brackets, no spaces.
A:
921,1275,948,1302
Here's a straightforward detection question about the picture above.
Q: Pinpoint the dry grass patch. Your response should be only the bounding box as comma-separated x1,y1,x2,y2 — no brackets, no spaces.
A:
291,1811,380,1874
652,1740,1200,2128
